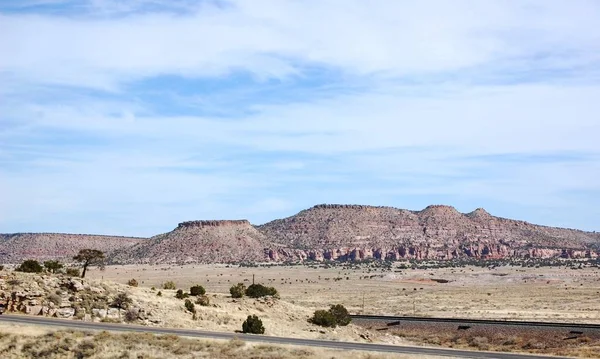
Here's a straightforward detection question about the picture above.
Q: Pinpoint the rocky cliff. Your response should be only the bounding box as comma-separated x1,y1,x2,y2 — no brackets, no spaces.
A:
109,220,267,264
0,233,144,264
259,204,600,262
2,204,599,264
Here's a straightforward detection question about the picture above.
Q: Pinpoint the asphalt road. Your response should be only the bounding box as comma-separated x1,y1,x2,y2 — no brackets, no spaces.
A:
0,314,573,359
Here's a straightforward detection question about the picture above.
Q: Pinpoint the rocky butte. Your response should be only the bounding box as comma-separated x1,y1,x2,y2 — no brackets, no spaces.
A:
2,204,599,264
258,204,600,262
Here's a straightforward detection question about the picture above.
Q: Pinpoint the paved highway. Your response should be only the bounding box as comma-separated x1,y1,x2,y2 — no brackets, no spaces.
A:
0,314,572,359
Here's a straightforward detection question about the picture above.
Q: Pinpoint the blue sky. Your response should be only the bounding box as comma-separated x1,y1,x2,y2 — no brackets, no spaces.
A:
1,0,599,236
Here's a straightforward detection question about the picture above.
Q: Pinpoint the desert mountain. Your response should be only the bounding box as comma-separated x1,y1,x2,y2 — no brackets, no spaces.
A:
2,204,599,264
0,233,143,263
259,204,600,261
109,220,267,264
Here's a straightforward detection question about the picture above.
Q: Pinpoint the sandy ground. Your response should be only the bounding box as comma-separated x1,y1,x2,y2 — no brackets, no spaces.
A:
89,263,600,323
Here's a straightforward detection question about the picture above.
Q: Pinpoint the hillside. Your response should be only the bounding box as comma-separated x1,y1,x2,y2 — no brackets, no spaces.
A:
259,204,600,261
2,204,600,264
109,220,267,264
0,233,144,264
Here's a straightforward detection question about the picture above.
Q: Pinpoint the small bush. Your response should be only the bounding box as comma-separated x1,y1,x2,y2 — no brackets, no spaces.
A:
245,284,278,298
157,291,162,297
328,304,351,326
230,283,246,298
163,281,176,290
242,315,265,334
309,304,351,327
124,308,139,322
15,260,43,273
190,285,206,296
196,295,210,306
0,265,4,271
184,299,196,313
309,310,337,327
127,279,139,287
175,289,189,299
111,293,132,311
65,268,81,277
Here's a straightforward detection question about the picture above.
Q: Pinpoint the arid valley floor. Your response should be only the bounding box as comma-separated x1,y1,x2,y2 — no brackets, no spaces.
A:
91,263,600,323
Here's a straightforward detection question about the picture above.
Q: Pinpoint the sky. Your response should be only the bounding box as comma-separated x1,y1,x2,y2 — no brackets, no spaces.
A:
1,0,599,237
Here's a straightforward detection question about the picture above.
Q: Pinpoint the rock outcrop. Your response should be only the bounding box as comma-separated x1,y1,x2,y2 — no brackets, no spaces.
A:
0,273,154,324
109,220,267,264
0,233,144,264
259,204,600,262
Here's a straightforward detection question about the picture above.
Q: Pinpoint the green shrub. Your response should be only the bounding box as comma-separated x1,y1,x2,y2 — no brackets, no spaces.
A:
157,291,162,297
245,284,278,298
0,265,4,271
43,260,64,274
15,260,43,273
242,315,265,334
196,295,210,306
127,279,139,287
328,304,351,326
309,304,351,327
184,299,196,313
65,268,81,277
175,289,189,299
309,309,337,327
229,283,246,298
190,285,206,296
163,281,176,290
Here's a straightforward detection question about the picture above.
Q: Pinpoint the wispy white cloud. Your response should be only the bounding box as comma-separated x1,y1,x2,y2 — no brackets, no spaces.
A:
1,0,600,235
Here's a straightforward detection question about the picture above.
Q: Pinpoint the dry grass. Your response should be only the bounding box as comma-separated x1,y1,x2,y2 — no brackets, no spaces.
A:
390,327,600,358
90,263,600,323
0,323,444,359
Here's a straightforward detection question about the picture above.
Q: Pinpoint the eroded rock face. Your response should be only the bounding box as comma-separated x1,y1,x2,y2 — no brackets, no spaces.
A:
0,274,146,323
110,219,267,265
259,204,600,262
0,233,144,264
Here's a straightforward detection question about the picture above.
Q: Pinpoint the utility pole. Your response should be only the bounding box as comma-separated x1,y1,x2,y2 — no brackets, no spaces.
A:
362,292,365,314
252,274,255,285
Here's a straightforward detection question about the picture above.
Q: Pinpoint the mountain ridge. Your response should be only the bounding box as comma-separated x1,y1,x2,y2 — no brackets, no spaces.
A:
2,204,599,264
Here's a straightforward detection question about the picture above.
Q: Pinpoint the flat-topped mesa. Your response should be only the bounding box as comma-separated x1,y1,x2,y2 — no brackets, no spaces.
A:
177,220,251,229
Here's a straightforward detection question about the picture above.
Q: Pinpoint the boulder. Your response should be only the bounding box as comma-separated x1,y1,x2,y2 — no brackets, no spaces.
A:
56,307,75,318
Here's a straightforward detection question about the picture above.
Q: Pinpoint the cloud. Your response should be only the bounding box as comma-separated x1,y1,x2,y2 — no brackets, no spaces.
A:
1,0,600,235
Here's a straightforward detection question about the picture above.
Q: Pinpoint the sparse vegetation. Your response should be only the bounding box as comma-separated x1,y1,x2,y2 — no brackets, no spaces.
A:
242,315,265,334
111,293,132,314
15,259,43,273
190,285,206,296
230,283,246,298
127,278,139,287
196,295,210,306
245,283,278,298
65,267,81,277
163,281,177,290
43,260,64,274
184,299,196,313
175,289,189,299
